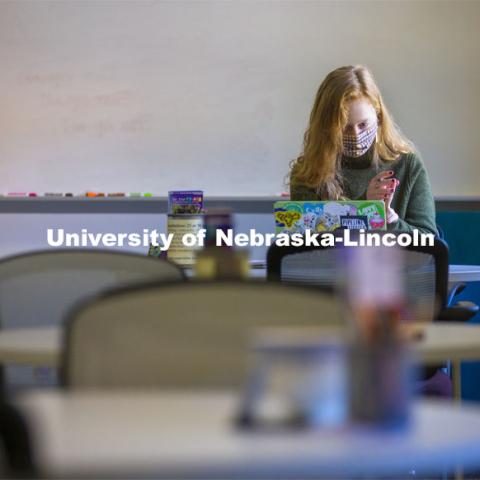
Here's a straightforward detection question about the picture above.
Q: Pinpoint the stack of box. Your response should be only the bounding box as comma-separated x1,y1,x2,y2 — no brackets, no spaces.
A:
166,191,204,267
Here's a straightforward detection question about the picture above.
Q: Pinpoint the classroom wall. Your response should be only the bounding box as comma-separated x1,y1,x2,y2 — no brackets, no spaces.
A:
0,0,479,195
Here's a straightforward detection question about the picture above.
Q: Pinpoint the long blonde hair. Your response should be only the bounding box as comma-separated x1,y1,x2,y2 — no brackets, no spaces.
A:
290,65,414,199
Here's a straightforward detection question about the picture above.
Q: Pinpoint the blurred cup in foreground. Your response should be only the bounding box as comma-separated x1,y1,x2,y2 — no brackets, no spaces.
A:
237,328,347,429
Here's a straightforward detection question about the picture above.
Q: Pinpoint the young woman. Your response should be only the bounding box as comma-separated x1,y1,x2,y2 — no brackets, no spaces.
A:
289,66,453,397
289,65,437,235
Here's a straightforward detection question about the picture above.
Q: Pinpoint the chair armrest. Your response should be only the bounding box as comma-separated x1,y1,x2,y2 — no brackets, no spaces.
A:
437,302,479,323
446,282,466,306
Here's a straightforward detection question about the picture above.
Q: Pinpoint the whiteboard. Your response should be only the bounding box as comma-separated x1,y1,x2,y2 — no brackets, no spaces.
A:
0,0,479,195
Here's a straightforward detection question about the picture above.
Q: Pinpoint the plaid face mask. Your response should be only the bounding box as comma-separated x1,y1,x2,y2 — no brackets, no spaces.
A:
343,123,378,158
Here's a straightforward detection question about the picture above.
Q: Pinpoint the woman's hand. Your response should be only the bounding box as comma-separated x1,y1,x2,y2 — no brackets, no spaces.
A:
366,171,400,223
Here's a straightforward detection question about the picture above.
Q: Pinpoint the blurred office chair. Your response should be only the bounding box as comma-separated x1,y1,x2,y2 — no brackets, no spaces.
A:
0,249,185,391
62,281,343,389
267,233,477,323
0,402,36,478
266,233,478,397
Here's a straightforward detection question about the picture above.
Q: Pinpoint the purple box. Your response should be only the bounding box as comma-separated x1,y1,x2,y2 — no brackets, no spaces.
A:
168,191,204,214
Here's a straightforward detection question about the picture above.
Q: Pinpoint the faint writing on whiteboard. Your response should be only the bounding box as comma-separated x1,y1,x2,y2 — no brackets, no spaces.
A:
62,114,154,137
40,90,136,109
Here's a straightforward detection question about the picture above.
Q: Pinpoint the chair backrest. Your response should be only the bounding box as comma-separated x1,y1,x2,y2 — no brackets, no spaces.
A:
0,249,185,329
0,249,184,390
267,233,449,323
63,281,343,389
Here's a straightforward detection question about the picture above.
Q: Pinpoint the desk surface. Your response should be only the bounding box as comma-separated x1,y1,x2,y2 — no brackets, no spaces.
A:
254,263,480,283
2,322,480,369
417,322,480,363
16,391,480,478
449,264,480,283
0,326,60,366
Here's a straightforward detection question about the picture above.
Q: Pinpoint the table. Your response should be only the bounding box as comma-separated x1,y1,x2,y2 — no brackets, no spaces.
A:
415,322,480,364
449,265,480,284
15,391,480,478
252,263,480,283
1,322,480,402
1,322,480,369
0,327,60,366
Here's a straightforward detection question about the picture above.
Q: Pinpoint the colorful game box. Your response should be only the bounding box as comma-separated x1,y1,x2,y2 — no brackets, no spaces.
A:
274,200,387,234
168,190,203,214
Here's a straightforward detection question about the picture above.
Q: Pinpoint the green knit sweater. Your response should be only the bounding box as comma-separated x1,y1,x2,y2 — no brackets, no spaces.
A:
290,151,437,235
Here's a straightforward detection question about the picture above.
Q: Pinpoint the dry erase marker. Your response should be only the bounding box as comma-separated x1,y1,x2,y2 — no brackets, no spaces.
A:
107,192,126,197
64,193,74,197
143,192,153,197
129,192,142,197
86,192,97,197
28,192,38,197
44,193,64,197
7,192,27,196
